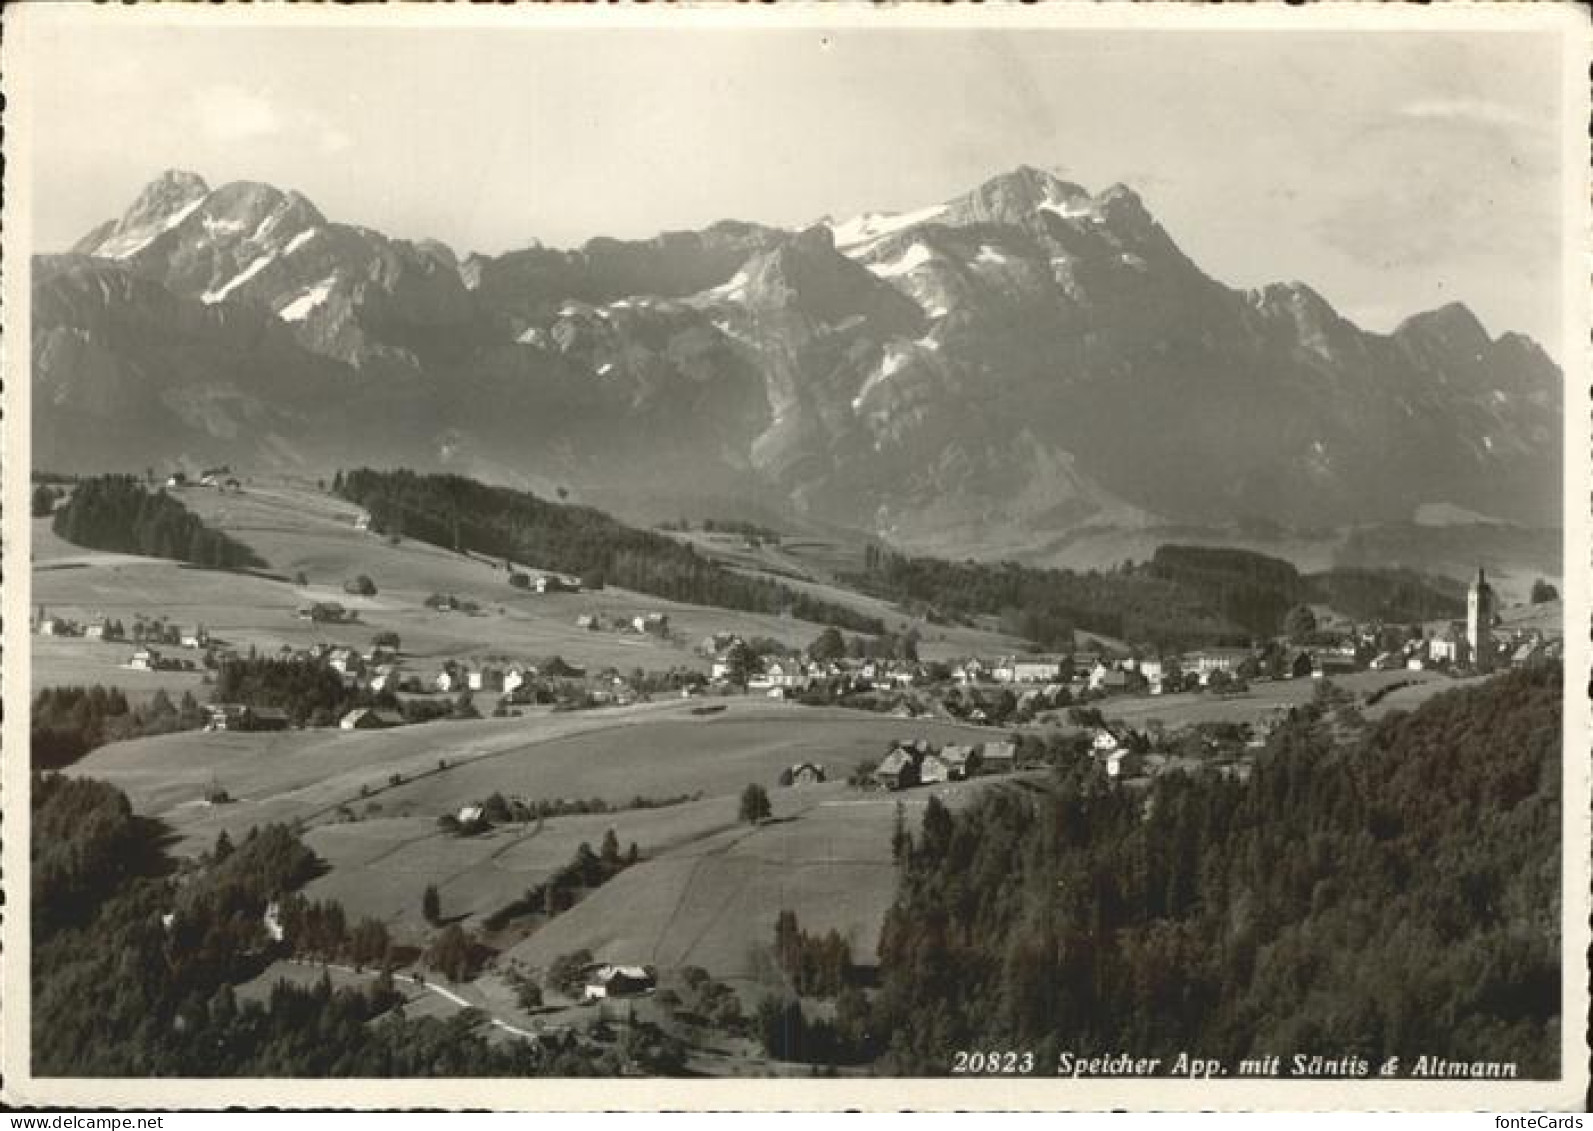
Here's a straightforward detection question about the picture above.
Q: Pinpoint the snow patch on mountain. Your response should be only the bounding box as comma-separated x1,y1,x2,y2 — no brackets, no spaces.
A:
95,196,206,259
202,216,247,240
869,242,936,279
852,344,915,410
283,228,319,256
703,268,751,303
830,203,948,257
278,276,337,322
203,254,275,304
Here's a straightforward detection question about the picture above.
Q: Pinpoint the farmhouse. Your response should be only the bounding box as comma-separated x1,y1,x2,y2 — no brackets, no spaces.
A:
457,805,486,825
368,666,410,693
633,612,671,636
874,747,919,791
37,616,71,637
1184,648,1255,685
699,631,741,655
180,625,210,649
327,647,363,676
582,965,656,1001
205,704,290,732
435,667,467,693
787,762,827,786
576,614,600,630
1092,725,1131,756
339,707,405,730
1428,627,1470,667
540,655,586,679
919,752,961,785
996,654,1068,684
938,744,975,780
979,740,1016,773
129,646,162,671
84,620,110,641
1105,749,1143,779
1089,665,1131,693
469,666,505,692
955,659,991,685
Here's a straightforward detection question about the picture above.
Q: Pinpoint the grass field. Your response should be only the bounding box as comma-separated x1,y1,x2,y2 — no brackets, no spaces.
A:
32,482,1026,696
498,773,1039,991
72,698,991,832
70,694,1006,992
1074,669,1466,731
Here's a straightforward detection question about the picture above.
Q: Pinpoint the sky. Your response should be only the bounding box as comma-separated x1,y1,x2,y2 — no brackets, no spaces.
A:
17,9,1573,351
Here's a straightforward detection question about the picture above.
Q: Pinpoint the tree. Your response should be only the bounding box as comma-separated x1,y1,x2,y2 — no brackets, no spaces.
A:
1283,604,1318,643
808,626,846,663
600,828,621,866
422,883,441,925
514,975,544,1012
346,574,378,597
738,783,772,825
1530,578,1559,604
723,640,756,690
31,483,58,517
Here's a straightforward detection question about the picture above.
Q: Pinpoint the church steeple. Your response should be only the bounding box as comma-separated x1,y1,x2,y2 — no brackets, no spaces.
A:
1467,565,1495,672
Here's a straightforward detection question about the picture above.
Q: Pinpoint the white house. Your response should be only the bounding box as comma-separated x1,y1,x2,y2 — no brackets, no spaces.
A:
582,965,655,1001
469,666,505,692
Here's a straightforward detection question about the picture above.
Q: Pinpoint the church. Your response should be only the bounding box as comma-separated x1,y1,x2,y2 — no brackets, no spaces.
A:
1466,567,1496,673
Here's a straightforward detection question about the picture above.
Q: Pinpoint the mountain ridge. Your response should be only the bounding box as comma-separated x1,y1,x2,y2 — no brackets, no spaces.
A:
35,164,1562,553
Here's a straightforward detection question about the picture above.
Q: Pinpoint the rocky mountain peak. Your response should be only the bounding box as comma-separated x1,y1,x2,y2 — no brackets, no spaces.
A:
1395,301,1492,354
945,164,1090,228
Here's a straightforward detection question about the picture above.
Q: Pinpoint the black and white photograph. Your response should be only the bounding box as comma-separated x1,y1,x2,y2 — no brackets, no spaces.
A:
2,2,1588,1112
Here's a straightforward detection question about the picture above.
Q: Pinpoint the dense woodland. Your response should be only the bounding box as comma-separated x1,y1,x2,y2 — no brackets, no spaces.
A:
211,654,399,726
31,775,608,1076
869,664,1561,1075
51,475,266,569
1147,546,1464,637
334,468,884,634
838,544,1465,650
31,685,206,770
843,545,1246,649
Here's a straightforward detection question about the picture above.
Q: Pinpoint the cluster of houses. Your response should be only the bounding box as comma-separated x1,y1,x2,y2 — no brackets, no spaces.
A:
1371,624,1560,673
706,637,922,698
510,571,583,595
34,609,213,650
203,703,291,732
165,467,241,492
870,738,1017,791
575,611,671,638
582,963,656,1002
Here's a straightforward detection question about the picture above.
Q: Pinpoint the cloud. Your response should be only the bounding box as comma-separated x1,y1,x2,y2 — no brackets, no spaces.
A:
193,84,283,142
318,127,353,155
1397,97,1539,133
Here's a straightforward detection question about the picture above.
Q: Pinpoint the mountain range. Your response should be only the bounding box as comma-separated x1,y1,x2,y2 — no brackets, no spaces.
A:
33,164,1562,561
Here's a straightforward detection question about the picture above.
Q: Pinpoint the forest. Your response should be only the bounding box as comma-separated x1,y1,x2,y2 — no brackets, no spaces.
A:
834,543,1465,651
842,544,1246,649
31,685,207,770
51,475,266,569
334,468,884,634
211,654,400,727
1147,546,1464,636
867,663,1561,1075
31,774,611,1076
